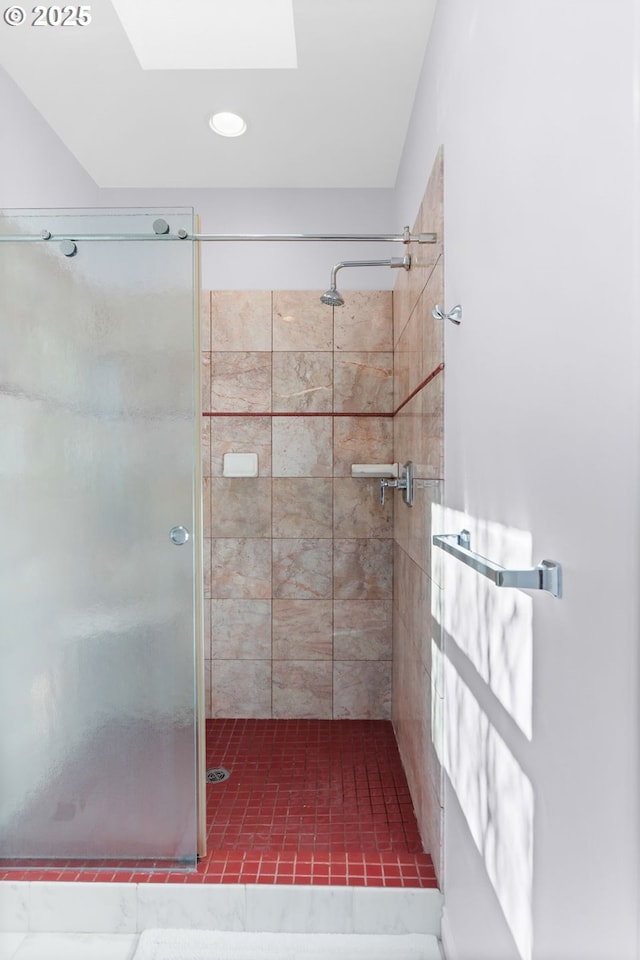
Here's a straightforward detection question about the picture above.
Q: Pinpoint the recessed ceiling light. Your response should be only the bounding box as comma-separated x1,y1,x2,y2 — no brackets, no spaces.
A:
209,112,247,138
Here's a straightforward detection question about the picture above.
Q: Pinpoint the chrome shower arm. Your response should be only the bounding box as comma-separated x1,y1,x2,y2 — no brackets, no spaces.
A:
329,257,410,288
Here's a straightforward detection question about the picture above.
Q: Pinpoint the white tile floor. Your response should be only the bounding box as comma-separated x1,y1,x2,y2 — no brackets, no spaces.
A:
0,881,444,958
0,932,138,960
0,932,445,960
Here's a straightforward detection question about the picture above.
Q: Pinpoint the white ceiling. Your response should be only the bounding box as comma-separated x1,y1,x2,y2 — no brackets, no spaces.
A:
0,0,436,189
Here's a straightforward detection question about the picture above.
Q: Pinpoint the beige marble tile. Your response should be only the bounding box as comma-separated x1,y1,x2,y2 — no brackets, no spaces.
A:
210,660,272,718
392,622,428,821
393,324,412,412
334,353,393,413
203,597,212,658
272,599,333,660
211,352,271,413
422,775,444,885
401,476,429,572
272,661,332,719
333,600,392,660
419,375,444,479
272,478,333,538
395,646,440,861
204,658,212,719
394,542,432,634
393,399,418,479
420,256,444,376
203,476,212,538
211,599,272,659
393,271,413,349
201,417,211,478
393,254,440,353
395,274,437,408
272,538,333,599
333,539,393,599
391,601,409,728
272,351,333,413
409,151,444,329
332,416,394,476
272,416,332,477
210,415,271,477
333,661,391,719
415,146,444,264
333,478,393,538
210,478,271,537
393,555,442,850
427,683,444,802
393,429,411,558
201,352,211,413
200,291,212,352
395,388,443,486
211,291,272,351
393,147,444,345
203,537,212,599
210,538,271,599
392,540,405,608
272,291,333,351
334,291,393,352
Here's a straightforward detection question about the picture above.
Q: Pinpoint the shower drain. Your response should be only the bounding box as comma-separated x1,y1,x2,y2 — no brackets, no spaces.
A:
206,767,231,784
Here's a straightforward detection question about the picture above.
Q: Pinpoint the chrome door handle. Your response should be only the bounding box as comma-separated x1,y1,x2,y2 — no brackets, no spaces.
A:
169,525,190,545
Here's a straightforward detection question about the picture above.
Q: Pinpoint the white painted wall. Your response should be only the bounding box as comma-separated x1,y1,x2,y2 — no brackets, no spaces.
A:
99,186,398,291
394,2,640,959
0,63,398,292
0,66,99,207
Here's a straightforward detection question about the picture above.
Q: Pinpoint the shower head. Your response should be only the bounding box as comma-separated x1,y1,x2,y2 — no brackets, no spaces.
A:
320,286,345,307
320,256,410,307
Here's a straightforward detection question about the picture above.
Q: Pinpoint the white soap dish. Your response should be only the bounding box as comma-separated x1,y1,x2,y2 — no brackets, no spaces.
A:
223,453,258,478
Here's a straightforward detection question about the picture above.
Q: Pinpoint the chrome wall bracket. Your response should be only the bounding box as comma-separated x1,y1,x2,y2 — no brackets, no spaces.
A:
432,530,562,598
380,461,414,507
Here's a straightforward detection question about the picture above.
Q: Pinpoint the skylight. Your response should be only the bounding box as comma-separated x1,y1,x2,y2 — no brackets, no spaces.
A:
110,0,298,70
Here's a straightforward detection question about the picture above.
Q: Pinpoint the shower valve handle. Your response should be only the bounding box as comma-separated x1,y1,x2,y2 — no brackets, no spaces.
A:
380,462,414,507
380,478,398,505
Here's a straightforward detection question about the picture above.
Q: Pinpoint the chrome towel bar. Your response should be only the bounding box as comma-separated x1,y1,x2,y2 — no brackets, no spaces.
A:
432,530,562,598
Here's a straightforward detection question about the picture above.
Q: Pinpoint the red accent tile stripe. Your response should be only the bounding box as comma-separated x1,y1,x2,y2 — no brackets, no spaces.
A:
201,363,444,420
202,411,392,418
392,363,444,417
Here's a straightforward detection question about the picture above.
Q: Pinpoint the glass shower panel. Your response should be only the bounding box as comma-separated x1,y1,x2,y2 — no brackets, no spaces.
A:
0,209,198,864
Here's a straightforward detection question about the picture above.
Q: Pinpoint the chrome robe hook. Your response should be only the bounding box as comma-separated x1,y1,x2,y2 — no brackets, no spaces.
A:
432,304,462,325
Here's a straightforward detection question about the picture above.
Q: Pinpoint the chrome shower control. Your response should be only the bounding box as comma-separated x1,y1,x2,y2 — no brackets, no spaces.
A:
169,525,190,545
379,462,414,507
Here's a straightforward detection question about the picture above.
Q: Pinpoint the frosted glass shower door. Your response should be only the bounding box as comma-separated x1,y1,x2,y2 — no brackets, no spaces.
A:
0,209,199,865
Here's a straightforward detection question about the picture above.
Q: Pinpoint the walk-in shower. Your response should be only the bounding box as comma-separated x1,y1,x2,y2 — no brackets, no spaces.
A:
0,210,437,876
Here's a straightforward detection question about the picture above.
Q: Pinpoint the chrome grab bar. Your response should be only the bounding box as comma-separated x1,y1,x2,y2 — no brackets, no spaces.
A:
432,530,562,598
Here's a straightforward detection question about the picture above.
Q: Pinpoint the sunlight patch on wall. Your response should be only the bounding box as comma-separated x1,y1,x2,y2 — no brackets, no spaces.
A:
443,654,534,960
431,505,533,739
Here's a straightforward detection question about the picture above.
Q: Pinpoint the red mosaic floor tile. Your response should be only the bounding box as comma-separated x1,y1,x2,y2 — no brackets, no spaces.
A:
2,719,437,889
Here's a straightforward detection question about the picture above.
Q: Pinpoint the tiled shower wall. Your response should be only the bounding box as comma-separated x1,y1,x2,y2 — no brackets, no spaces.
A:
201,291,396,720
392,147,445,882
